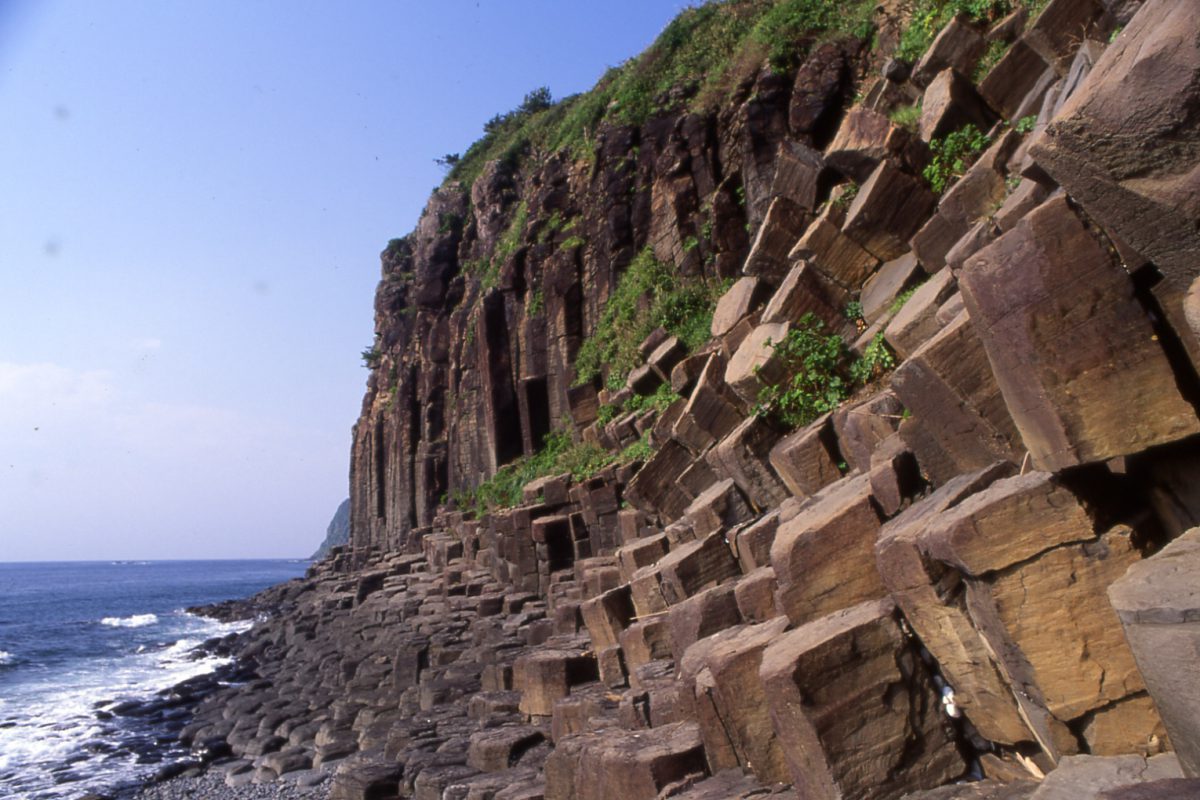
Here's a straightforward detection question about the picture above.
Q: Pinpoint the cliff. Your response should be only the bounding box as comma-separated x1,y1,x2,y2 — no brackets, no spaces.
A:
312,499,352,560
182,1,1200,798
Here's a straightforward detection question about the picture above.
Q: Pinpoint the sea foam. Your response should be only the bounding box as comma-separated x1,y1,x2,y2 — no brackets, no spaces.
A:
0,650,12,665
100,614,158,628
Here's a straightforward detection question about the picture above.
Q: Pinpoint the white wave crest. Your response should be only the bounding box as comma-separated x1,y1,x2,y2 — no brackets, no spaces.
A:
100,613,158,628
0,650,12,664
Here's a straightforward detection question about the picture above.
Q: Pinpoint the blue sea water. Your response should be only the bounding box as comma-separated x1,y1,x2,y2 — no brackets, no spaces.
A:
0,559,309,800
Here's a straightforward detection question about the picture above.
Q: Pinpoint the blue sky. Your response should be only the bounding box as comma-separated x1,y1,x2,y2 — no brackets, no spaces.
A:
0,0,688,560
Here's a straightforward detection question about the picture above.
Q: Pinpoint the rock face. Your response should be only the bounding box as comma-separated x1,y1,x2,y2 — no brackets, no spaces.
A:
312,498,352,560
174,3,1200,800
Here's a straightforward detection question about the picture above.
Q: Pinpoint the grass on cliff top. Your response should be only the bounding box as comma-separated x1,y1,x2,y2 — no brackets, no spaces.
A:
895,0,1051,64
451,430,654,516
573,248,727,391
446,0,875,188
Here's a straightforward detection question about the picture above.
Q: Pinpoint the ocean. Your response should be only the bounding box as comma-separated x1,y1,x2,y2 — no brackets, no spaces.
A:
0,559,309,800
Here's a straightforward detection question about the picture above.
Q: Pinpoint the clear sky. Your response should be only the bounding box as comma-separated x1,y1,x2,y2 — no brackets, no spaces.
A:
0,0,688,561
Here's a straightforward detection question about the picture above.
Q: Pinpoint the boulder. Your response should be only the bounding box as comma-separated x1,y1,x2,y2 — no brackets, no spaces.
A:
960,196,1200,471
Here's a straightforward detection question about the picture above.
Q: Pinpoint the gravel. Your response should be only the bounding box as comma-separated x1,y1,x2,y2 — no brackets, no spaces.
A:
123,767,331,800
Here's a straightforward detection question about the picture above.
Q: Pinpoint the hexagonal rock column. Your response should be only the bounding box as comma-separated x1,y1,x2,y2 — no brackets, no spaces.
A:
758,598,964,800
959,196,1200,471
543,722,708,800
1108,528,1200,777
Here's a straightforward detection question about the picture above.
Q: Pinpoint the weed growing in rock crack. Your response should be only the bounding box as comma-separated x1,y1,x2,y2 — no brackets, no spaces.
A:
924,124,991,194
1015,114,1038,134
889,282,924,315
889,103,922,132
573,247,726,391
754,313,899,428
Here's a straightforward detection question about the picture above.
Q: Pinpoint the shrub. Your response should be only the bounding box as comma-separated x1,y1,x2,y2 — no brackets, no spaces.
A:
755,313,900,428
361,346,383,370
574,248,725,391
896,0,1012,63
923,124,991,194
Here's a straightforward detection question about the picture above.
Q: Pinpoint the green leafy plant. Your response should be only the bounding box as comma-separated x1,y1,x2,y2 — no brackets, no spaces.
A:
830,181,859,210
527,289,544,316
1015,114,1038,134
560,235,586,251
896,0,1012,63
923,124,991,194
754,313,854,428
755,313,899,428
574,248,725,391
849,333,896,384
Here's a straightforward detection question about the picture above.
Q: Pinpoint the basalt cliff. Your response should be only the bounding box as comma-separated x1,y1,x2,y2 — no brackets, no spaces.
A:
183,1,1200,798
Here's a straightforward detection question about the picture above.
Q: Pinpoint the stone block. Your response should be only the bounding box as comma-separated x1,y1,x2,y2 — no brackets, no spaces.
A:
619,617,671,671
892,311,1022,486
731,511,780,574
1030,0,1200,292
647,336,688,382
467,725,545,773
883,267,957,360
861,252,923,325
691,618,791,783
656,529,742,606
1082,694,1171,758
725,322,790,407
832,390,904,473
1023,0,1106,73
733,566,778,624
667,582,743,664
771,472,886,626
826,106,927,183
624,439,697,523
759,598,964,799
842,159,938,263
959,196,1200,471
790,215,880,291
919,68,998,142
580,584,635,651
760,259,850,329
543,722,707,800
875,463,1042,748
771,139,824,211
743,197,808,282
674,353,744,453
768,413,842,499
711,277,769,338
616,534,669,584
514,648,599,716
1028,754,1183,800
683,478,755,539
705,415,788,511
979,39,1052,119
1108,527,1200,777
912,15,987,88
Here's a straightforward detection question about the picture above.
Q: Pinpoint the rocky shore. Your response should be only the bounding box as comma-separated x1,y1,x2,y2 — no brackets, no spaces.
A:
116,0,1200,797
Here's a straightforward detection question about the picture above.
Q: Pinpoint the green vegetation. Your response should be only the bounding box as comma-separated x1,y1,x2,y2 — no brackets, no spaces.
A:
361,345,383,370
923,124,991,194
973,38,1008,82
451,430,655,516
889,103,922,131
598,383,681,425
574,248,726,391
889,282,924,315
896,1,1012,63
444,0,880,190
1015,114,1038,134
754,313,898,428
830,181,859,210
527,289,544,316
466,201,529,291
